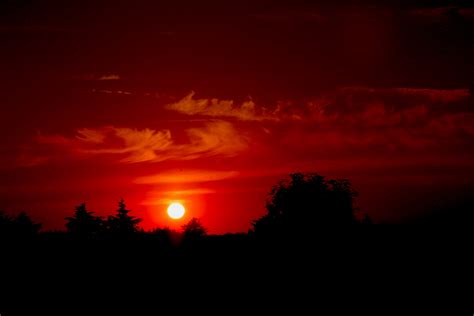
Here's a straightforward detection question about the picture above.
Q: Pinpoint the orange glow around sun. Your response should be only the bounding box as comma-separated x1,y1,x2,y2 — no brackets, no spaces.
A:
167,202,185,219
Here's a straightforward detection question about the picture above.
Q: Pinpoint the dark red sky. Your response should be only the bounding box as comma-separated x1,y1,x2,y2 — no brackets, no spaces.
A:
1,0,473,233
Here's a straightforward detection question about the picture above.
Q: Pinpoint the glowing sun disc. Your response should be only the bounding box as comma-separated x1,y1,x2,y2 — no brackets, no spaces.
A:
167,202,185,219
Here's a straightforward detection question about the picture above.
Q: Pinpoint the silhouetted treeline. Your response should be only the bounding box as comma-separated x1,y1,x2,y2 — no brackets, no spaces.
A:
1,172,471,315
65,199,142,238
1,172,473,245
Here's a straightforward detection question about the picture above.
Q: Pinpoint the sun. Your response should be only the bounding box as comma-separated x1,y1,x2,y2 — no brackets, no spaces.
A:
167,202,185,219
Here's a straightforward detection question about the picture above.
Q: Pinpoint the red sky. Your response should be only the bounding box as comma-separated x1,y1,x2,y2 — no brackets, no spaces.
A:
1,0,473,233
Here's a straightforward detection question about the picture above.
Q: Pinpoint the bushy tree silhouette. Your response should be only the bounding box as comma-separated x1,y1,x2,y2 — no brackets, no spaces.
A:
0,211,41,238
107,199,141,234
253,173,360,236
13,212,42,236
65,203,103,236
182,218,207,239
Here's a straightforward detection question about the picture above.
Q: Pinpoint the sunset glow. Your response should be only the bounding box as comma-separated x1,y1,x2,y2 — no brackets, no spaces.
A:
2,2,472,306
0,1,473,234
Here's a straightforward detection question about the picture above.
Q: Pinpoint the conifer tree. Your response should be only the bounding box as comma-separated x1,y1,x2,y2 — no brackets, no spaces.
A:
65,203,103,236
107,199,141,234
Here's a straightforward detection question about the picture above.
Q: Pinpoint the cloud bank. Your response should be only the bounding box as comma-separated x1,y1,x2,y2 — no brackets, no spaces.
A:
27,86,473,166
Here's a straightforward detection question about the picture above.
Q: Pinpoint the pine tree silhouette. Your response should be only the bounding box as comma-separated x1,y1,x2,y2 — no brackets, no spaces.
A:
65,203,103,236
107,199,141,234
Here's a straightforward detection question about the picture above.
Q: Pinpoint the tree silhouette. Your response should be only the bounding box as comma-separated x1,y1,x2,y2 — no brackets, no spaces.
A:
252,173,360,236
13,211,42,236
0,211,41,238
0,211,13,235
65,203,103,236
182,218,207,239
107,199,141,234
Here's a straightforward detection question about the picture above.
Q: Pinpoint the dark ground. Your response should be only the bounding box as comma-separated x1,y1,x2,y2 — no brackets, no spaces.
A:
1,227,471,315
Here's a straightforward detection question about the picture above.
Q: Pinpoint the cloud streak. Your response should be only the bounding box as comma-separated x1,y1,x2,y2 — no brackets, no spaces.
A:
135,169,239,184
74,74,121,81
166,91,276,121
165,88,471,123
36,121,247,164
98,74,120,80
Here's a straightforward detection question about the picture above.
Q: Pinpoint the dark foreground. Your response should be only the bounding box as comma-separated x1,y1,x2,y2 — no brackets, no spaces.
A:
1,226,471,315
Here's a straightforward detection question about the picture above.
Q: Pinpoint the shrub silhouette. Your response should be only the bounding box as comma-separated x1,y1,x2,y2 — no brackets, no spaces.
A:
182,218,207,239
107,199,141,234
65,203,103,236
252,173,359,236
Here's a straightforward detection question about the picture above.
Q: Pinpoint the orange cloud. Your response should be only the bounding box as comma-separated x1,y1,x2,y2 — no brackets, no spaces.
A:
98,74,120,80
134,169,239,184
74,74,121,81
29,86,472,167
166,88,470,123
91,89,132,95
166,91,276,121
176,121,248,160
75,128,108,143
36,121,247,164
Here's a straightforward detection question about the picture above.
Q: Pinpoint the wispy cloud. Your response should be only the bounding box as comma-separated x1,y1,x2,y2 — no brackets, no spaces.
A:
166,88,470,122
166,91,276,121
74,74,121,81
36,121,247,164
91,89,132,95
161,189,216,195
167,86,474,155
134,169,239,184
98,74,121,81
